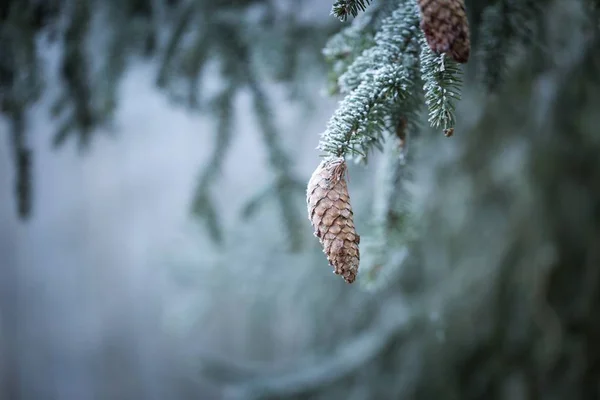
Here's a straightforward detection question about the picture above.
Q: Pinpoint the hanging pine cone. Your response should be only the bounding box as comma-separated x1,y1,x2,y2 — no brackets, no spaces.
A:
417,0,471,63
307,157,360,283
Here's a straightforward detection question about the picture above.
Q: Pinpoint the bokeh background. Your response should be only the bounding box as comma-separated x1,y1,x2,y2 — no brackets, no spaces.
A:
1,0,599,399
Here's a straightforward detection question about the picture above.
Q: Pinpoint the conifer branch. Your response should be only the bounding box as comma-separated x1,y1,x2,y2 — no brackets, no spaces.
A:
419,35,463,135
156,0,197,88
318,2,423,160
323,15,377,95
248,78,305,252
318,64,410,159
331,0,373,22
337,3,421,94
217,20,306,251
53,0,97,150
360,128,415,288
191,84,236,244
323,0,403,91
184,30,211,109
477,0,545,92
0,0,356,222
222,296,417,399
8,111,32,220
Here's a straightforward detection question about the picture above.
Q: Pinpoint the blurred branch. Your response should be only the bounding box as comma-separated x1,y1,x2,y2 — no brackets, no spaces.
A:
1,1,41,220
247,78,305,252
360,124,416,289
183,29,211,109
475,0,548,92
53,0,96,150
219,296,417,399
156,0,197,88
7,110,32,219
1,0,337,220
240,179,305,220
191,83,236,244
210,19,307,251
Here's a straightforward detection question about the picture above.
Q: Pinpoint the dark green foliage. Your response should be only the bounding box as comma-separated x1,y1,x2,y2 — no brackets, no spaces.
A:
183,15,309,248
0,0,337,245
420,38,463,134
332,0,373,21
476,0,546,92
191,84,235,244
1,0,49,219
3,1,600,399
7,113,32,220
247,77,306,252
315,0,600,287
209,3,600,398
53,0,96,149
319,2,424,161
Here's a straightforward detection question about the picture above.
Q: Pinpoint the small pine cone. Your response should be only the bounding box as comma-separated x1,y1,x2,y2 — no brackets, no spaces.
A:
307,157,360,283
417,0,471,63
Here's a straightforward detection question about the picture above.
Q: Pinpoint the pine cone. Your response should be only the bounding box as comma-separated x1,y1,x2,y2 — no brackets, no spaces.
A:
307,157,360,283
418,0,471,63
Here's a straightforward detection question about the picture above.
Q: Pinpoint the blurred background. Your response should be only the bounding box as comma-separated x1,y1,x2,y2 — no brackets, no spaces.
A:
1,0,599,399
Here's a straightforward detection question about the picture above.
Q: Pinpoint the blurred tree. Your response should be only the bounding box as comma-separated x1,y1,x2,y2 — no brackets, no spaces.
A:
0,0,336,250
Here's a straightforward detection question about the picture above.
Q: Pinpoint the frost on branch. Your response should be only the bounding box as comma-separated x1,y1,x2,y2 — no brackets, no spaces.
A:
319,2,423,161
420,35,463,136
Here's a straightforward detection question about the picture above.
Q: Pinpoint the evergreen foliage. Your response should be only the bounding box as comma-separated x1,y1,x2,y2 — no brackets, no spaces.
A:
331,0,373,21
311,0,600,283
3,0,600,252
220,1,600,397
475,0,547,91
318,0,465,166
2,0,600,398
319,1,424,162
0,0,335,246
359,131,415,291
420,38,462,135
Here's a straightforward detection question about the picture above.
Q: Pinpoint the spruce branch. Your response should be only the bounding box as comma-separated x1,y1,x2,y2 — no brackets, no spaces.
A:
156,0,197,88
323,0,404,90
191,84,236,244
360,128,415,290
337,2,421,94
318,64,411,159
248,78,305,252
8,110,32,220
53,0,97,150
216,18,306,251
331,0,372,22
182,30,211,109
323,16,377,95
0,0,342,222
477,2,514,92
318,2,423,160
222,297,417,399
420,35,463,135
476,0,545,92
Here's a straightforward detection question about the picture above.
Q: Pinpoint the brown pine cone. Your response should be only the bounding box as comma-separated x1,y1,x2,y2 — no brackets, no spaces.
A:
307,157,360,283
418,0,471,63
